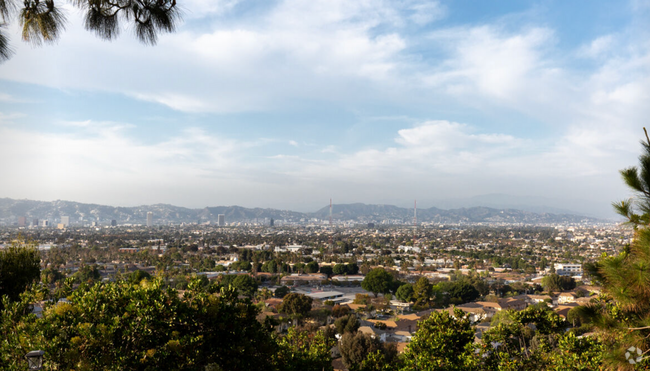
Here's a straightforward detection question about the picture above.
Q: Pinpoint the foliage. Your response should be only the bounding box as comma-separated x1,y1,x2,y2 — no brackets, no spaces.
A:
541,273,576,292
332,304,350,318
334,314,359,335
0,0,181,61
0,239,40,307
0,279,277,370
361,269,394,297
440,280,480,305
339,332,396,371
305,261,319,274
573,132,650,369
278,293,313,320
320,266,333,276
128,269,152,284
274,285,291,298
274,327,335,371
222,274,258,297
544,332,604,370
412,277,432,306
395,283,414,303
400,309,478,371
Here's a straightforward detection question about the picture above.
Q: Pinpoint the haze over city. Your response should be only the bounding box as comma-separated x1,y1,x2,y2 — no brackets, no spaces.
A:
1,0,648,217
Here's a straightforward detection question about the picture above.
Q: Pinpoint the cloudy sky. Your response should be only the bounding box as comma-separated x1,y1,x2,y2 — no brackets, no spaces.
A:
0,0,648,216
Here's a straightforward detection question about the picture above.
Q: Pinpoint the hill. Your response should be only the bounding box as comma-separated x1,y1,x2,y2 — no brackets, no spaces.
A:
0,198,603,226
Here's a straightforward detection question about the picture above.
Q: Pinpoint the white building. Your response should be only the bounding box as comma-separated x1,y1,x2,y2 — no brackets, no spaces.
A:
61,216,70,227
146,212,153,227
397,245,421,253
554,263,582,277
217,214,225,226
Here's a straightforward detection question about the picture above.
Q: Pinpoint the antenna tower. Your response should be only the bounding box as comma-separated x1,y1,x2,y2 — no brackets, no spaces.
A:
413,200,417,242
329,198,333,227
328,198,333,250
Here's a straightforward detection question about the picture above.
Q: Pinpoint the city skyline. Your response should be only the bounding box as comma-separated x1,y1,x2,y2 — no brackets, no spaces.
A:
0,0,648,216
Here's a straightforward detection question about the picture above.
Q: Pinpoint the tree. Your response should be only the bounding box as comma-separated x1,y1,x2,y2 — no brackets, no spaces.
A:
400,309,478,371
128,269,151,284
574,129,650,368
0,239,40,307
274,327,334,371
334,314,359,335
274,285,290,298
278,293,313,320
412,277,432,306
339,332,384,370
346,263,359,275
332,304,350,318
443,280,480,304
541,273,575,292
396,283,414,303
0,0,181,61
361,268,393,297
231,274,258,297
319,266,333,276
0,280,278,370
305,261,319,273
333,264,346,275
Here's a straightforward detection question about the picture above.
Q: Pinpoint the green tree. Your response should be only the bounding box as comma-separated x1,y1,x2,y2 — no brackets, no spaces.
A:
278,293,313,321
541,273,575,292
232,274,258,297
320,266,333,276
0,280,278,370
361,268,393,297
333,264,346,275
334,314,359,335
400,309,478,371
412,277,432,306
339,331,389,370
0,0,181,61
128,269,152,284
274,285,291,298
0,239,40,307
305,261,319,273
574,130,650,369
443,280,480,304
396,283,414,303
274,327,334,371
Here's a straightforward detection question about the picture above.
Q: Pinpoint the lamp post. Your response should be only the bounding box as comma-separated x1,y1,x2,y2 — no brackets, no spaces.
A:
25,350,44,370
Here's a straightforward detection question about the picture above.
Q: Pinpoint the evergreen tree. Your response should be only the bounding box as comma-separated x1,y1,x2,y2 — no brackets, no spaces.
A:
0,0,181,61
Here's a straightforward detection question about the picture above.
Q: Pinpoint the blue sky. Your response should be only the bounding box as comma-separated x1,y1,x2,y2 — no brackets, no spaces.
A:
0,0,648,216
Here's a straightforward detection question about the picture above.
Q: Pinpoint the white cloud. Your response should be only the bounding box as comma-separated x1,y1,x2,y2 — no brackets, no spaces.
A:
578,35,615,58
406,0,447,25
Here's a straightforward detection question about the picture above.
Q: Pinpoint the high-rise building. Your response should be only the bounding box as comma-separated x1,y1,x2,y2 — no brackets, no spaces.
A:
270,218,274,227
17,216,27,227
146,212,153,227
40,220,50,227
32,219,39,227
111,219,117,227
61,216,70,227
217,214,225,226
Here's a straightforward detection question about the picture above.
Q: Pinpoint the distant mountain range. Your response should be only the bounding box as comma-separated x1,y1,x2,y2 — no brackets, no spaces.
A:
0,198,607,226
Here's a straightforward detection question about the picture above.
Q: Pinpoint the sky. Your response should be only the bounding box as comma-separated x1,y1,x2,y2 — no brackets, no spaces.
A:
0,0,648,217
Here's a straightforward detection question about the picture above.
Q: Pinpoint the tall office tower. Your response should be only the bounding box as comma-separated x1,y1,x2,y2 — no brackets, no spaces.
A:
40,220,49,227
17,216,27,227
217,214,225,226
61,216,70,227
32,219,39,227
270,218,274,227
146,212,153,227
111,219,117,227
